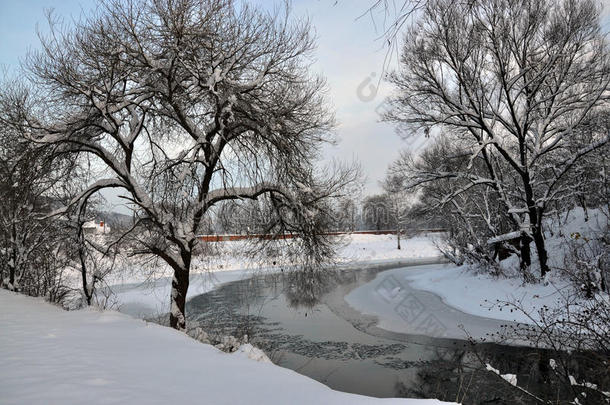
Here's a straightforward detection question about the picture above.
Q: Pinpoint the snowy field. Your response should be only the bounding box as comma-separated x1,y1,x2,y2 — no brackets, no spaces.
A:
0,289,454,405
335,233,444,264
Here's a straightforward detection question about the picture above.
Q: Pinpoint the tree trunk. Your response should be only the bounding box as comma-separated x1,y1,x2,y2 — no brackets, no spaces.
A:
532,225,550,278
519,232,532,275
8,265,16,291
522,174,550,279
78,237,92,306
9,222,18,291
397,229,401,250
169,267,190,331
579,194,589,222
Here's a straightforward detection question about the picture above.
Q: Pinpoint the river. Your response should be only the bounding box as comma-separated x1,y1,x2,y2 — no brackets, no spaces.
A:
187,263,575,404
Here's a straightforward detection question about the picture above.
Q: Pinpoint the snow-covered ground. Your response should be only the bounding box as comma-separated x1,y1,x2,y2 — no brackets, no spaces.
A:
0,289,453,405
3,210,604,403
402,265,569,324
336,233,444,263
109,234,444,318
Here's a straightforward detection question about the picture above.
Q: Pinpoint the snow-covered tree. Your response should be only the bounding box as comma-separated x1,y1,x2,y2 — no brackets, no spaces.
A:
18,0,356,330
391,138,520,272
0,82,73,298
385,0,610,277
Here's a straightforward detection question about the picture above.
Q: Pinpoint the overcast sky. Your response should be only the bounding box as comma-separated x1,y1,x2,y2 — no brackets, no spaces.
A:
1,0,609,207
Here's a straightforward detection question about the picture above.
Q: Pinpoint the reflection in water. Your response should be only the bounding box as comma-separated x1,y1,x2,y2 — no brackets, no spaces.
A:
394,346,551,404
284,269,337,309
186,267,603,404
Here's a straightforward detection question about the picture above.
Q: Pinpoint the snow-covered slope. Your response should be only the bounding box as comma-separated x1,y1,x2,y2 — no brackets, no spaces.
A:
0,290,453,405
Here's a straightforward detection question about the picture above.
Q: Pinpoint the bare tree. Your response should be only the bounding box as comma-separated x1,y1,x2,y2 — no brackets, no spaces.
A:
335,197,358,232
556,111,610,223
385,0,610,278
68,198,119,307
360,0,429,72
390,137,525,274
17,0,356,330
381,172,415,249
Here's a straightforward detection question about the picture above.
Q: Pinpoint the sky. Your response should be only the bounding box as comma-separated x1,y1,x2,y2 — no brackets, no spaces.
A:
1,0,609,204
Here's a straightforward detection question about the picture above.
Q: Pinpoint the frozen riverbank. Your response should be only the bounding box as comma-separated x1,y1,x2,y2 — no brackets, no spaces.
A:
344,263,576,343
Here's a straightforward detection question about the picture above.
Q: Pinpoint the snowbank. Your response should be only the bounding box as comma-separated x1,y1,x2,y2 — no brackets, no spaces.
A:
0,290,453,405
543,207,607,269
402,265,569,324
412,207,608,324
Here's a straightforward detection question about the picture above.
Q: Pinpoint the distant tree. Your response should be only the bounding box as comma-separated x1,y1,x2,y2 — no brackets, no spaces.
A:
17,0,357,330
362,194,394,231
385,0,610,278
557,111,610,223
381,173,416,249
336,197,358,232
